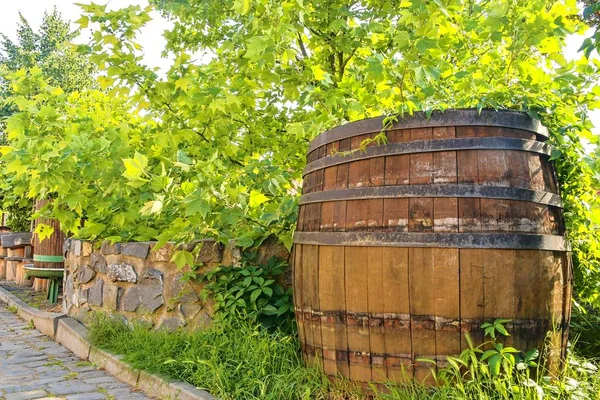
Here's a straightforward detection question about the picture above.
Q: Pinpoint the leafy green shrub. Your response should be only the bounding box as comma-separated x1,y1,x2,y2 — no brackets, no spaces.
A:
200,255,295,332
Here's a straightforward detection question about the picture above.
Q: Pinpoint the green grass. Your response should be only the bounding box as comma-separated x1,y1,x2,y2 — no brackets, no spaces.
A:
88,313,600,400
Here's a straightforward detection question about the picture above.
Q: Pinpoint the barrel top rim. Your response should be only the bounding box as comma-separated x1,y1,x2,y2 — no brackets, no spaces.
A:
308,108,549,153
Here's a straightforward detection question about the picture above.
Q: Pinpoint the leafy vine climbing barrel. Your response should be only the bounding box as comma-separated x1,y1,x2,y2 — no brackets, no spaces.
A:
292,109,572,386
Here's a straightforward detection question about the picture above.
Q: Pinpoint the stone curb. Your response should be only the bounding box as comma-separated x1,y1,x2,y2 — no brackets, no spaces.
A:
0,285,215,400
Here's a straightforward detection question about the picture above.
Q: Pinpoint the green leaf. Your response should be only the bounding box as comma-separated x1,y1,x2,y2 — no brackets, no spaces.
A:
231,0,251,15
249,190,269,208
480,350,498,362
488,354,502,376
185,196,210,217
250,288,262,303
123,152,149,181
171,250,194,269
34,223,55,243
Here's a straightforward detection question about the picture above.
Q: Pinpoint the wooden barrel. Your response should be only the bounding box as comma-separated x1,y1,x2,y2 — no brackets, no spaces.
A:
32,199,66,269
0,226,11,279
293,109,572,386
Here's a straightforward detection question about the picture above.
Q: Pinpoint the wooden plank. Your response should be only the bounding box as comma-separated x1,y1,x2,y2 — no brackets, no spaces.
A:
410,153,434,185
410,128,433,185
433,198,458,232
478,150,509,186
300,244,316,366
509,200,537,233
409,247,436,384
513,250,539,352
409,198,434,232
350,133,373,150
433,248,460,371
320,202,334,232
539,251,565,374
318,145,326,159
297,205,306,231
433,151,457,184
382,248,412,383
459,249,485,351
560,253,573,361
336,139,350,189
541,160,558,193
483,249,516,348
305,203,321,232
318,246,340,376
456,151,478,185
367,199,384,231
370,157,385,187
433,126,457,185
348,160,371,188
314,169,325,192
433,126,456,140
333,201,347,232
367,247,386,382
475,126,502,138
306,171,314,194
528,154,546,191
480,199,511,232
323,166,338,191
538,205,559,234
345,247,371,382
506,150,531,189
332,246,350,378
383,198,409,232
305,245,322,366
346,200,368,231
411,127,433,141
293,245,306,358
384,155,410,185
388,129,411,143
458,198,481,232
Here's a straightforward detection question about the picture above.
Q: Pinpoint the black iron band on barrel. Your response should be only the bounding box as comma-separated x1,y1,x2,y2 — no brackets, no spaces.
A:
308,109,549,153
293,231,569,251
303,137,553,175
299,185,562,207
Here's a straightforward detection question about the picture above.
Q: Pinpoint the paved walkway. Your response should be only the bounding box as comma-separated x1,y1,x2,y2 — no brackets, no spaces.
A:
0,303,151,400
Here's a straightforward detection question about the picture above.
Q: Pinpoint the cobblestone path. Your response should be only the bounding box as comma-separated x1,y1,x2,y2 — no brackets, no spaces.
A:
0,303,151,400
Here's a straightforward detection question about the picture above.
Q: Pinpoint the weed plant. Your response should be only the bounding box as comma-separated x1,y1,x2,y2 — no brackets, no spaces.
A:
89,313,600,400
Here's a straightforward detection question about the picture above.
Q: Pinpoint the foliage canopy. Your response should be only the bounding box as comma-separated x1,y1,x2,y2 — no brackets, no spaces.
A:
2,0,600,304
0,9,96,231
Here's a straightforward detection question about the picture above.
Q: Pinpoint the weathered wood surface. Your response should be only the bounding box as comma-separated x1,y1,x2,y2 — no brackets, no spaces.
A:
1,233,32,249
32,199,66,269
293,111,571,386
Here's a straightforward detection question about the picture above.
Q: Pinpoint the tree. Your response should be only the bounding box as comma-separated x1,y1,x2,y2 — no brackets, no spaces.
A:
0,9,96,231
0,9,95,97
581,0,600,28
3,0,600,305
580,1,600,56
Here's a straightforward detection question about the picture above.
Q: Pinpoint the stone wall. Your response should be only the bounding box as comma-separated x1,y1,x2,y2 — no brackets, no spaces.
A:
63,238,290,330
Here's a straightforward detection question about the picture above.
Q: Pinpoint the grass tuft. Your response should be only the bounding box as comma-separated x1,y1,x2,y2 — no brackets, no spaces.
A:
88,313,600,400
